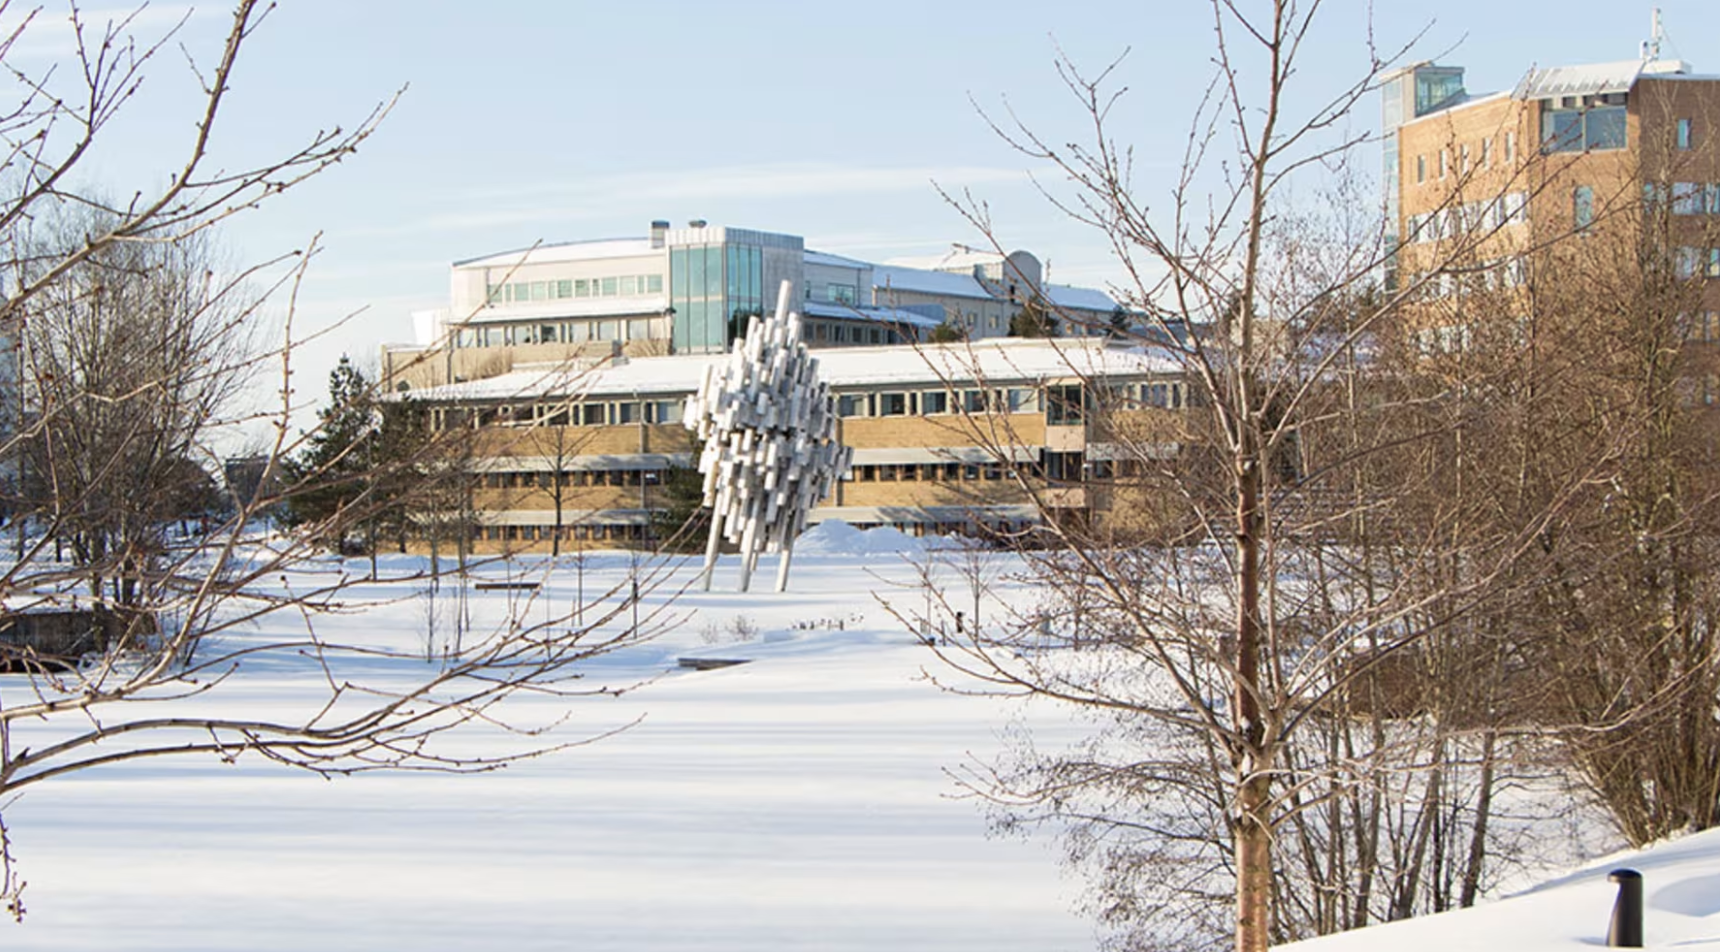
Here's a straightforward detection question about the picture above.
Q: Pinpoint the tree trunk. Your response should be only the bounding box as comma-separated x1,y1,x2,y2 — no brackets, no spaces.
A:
1459,730,1497,908
1236,765,1275,952
1235,439,1270,952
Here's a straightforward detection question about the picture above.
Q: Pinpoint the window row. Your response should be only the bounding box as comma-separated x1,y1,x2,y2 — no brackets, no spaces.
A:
836,387,1038,419
1408,316,1530,357
808,321,896,346
849,456,1142,485
481,469,666,490
832,382,1180,421
439,384,1181,431
1414,132,1518,185
480,523,653,543
432,399,685,430
454,317,659,349
1405,192,1528,244
486,274,664,306
1415,258,1529,299
1114,381,1188,411
851,462,1008,483
1684,312,1720,343
1674,247,1720,280
1645,182,1720,216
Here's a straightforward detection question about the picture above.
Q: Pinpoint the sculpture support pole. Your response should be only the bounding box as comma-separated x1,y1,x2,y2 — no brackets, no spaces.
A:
700,512,723,592
737,546,755,594
774,541,795,594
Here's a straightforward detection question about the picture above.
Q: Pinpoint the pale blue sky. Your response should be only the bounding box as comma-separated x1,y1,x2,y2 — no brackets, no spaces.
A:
29,0,1720,401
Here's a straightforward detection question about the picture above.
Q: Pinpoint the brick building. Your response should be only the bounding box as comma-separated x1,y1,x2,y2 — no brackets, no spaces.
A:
401,337,1186,551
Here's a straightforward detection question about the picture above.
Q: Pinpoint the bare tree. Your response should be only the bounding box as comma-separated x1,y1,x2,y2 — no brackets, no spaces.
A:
907,5,1612,950
11,209,250,604
0,2,682,921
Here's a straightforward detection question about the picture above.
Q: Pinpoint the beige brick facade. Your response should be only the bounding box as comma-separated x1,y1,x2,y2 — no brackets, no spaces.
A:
397,339,1186,553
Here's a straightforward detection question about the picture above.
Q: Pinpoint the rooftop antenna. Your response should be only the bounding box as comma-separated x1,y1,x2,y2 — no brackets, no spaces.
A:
1643,7,1665,62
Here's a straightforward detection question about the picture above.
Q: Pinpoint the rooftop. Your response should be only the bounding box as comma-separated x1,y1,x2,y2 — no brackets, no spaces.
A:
802,301,943,329
871,263,1116,313
455,238,658,269
1509,58,1690,100
410,337,1177,403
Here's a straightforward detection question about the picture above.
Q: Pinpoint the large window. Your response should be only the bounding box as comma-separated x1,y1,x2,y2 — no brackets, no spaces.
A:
1542,97,1628,153
1005,388,1039,413
1046,384,1086,425
671,243,762,354
1414,69,1464,116
1043,451,1084,483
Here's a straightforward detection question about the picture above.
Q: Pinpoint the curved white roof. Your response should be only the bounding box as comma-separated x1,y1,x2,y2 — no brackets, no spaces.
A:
411,338,1179,404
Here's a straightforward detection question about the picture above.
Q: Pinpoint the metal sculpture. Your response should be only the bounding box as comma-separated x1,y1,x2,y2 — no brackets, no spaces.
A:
685,281,852,593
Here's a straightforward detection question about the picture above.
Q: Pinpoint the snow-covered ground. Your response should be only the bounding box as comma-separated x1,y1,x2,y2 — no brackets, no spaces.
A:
4,522,1709,950
1280,827,1720,951
0,530,1093,950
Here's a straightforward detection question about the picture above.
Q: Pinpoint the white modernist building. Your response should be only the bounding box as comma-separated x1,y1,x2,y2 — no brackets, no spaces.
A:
382,221,1122,392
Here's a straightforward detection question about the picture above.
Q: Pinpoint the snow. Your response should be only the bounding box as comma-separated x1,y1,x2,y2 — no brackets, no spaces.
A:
1278,828,1720,951
415,337,1182,403
454,237,659,268
801,300,943,329
871,264,1117,315
802,250,872,269
1510,60,1656,100
0,547,1090,951
793,520,926,556
9,536,1708,951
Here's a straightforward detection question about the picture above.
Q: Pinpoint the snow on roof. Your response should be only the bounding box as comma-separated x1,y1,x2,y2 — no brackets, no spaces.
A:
1277,826,1720,952
871,264,1116,314
803,250,872,269
455,238,659,269
1045,283,1118,313
1511,59,1689,101
872,264,994,301
802,301,941,329
412,338,1179,404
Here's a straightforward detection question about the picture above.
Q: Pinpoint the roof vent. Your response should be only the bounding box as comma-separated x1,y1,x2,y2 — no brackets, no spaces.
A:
650,219,669,249
688,219,707,229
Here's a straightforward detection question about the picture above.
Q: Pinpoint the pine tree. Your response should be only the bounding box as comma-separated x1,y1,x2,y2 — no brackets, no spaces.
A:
283,356,379,550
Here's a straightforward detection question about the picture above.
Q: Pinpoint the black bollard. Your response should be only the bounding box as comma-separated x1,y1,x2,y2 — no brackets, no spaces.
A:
1607,868,1643,948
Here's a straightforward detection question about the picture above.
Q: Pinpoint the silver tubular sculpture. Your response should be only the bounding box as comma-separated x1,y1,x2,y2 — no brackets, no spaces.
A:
685,280,852,593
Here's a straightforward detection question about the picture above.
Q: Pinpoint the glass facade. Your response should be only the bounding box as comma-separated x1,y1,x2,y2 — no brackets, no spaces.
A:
670,241,765,353
1415,70,1465,116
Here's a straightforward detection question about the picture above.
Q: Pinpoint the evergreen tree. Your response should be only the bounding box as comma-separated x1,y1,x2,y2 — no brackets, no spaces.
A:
651,452,710,553
929,320,967,343
283,356,381,550
1007,299,1057,337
